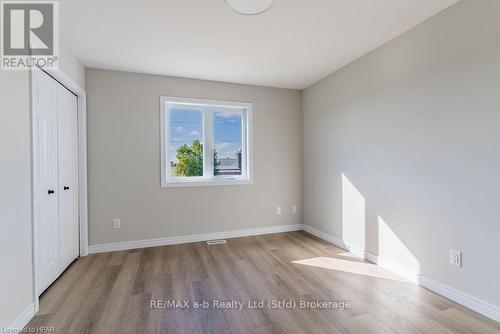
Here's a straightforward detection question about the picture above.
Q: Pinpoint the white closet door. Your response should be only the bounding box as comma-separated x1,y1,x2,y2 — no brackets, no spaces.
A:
33,69,79,295
57,84,79,270
33,69,61,294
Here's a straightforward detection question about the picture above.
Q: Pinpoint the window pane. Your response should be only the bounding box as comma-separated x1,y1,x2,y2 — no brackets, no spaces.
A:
213,110,243,176
168,107,203,177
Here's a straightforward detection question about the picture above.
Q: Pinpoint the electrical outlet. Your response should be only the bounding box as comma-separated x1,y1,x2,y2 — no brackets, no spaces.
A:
450,250,462,267
292,206,298,214
276,207,281,215
112,218,121,229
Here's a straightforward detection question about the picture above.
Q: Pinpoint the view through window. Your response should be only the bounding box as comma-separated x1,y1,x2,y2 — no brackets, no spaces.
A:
214,111,243,176
161,97,252,186
168,108,204,177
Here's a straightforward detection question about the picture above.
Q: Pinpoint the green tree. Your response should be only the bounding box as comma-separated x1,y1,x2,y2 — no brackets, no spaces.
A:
175,140,203,176
214,149,221,175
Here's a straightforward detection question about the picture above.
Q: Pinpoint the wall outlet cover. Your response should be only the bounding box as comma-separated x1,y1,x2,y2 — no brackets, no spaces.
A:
450,249,462,267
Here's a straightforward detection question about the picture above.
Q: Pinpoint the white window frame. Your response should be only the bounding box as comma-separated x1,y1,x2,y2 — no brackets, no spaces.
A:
160,96,253,187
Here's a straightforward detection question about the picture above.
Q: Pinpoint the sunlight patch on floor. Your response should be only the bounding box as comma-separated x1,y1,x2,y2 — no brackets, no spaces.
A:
336,252,363,259
292,256,408,282
333,252,367,263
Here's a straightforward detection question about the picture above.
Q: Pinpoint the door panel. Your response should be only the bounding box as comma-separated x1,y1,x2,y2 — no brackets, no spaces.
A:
57,85,79,270
33,69,60,294
33,69,79,295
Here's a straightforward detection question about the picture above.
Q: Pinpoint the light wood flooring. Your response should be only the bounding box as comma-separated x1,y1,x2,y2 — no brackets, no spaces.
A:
25,231,500,333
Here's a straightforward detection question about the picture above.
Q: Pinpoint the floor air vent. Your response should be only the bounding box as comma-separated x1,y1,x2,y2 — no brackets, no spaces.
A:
207,239,227,245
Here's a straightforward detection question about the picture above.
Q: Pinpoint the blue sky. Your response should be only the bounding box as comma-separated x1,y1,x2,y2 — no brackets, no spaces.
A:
169,108,243,165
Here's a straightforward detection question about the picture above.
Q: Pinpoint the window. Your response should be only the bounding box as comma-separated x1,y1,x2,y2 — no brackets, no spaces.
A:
160,96,253,187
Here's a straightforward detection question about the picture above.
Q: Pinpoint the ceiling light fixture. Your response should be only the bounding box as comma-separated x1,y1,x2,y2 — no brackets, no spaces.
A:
225,0,274,15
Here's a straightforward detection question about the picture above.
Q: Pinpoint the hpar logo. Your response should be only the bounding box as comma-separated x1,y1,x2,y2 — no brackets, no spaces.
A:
1,1,58,70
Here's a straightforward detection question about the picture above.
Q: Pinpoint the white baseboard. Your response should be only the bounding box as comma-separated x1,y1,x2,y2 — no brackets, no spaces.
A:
302,225,346,249
302,225,365,258
364,251,420,283
88,224,303,254
5,303,35,333
418,275,500,323
302,224,500,323
87,223,500,323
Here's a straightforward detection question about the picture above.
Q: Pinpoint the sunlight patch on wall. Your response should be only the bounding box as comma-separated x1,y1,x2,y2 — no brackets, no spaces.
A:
341,174,366,251
377,216,420,274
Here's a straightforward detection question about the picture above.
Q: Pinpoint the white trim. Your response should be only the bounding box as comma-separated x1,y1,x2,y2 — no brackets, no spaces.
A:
162,178,253,188
30,66,88,316
345,243,366,258
5,303,35,333
418,276,500,323
86,223,500,322
363,251,421,284
368,250,500,322
302,224,365,258
39,67,88,256
302,224,347,249
88,224,303,254
160,95,253,188
302,224,500,323
204,110,214,177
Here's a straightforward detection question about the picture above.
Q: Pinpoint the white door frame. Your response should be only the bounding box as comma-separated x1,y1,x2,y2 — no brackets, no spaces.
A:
30,66,88,313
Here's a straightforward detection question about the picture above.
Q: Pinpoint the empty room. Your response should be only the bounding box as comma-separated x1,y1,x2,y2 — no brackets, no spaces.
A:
1,0,500,333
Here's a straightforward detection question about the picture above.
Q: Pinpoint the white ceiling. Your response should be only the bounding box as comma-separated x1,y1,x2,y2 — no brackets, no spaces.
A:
60,0,458,89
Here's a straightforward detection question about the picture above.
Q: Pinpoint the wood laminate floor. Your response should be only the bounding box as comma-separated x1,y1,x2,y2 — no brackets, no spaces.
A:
25,231,500,333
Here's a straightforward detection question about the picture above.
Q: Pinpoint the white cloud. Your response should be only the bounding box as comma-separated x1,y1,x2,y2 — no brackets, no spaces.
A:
190,130,199,136
215,142,231,150
175,126,184,133
217,111,242,119
215,142,242,158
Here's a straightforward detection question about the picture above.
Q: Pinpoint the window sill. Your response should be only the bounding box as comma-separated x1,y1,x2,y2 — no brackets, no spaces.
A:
161,178,253,188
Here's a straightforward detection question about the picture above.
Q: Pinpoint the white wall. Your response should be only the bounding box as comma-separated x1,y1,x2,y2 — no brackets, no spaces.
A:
303,0,500,308
59,42,86,90
85,69,302,246
0,71,33,328
0,42,85,328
